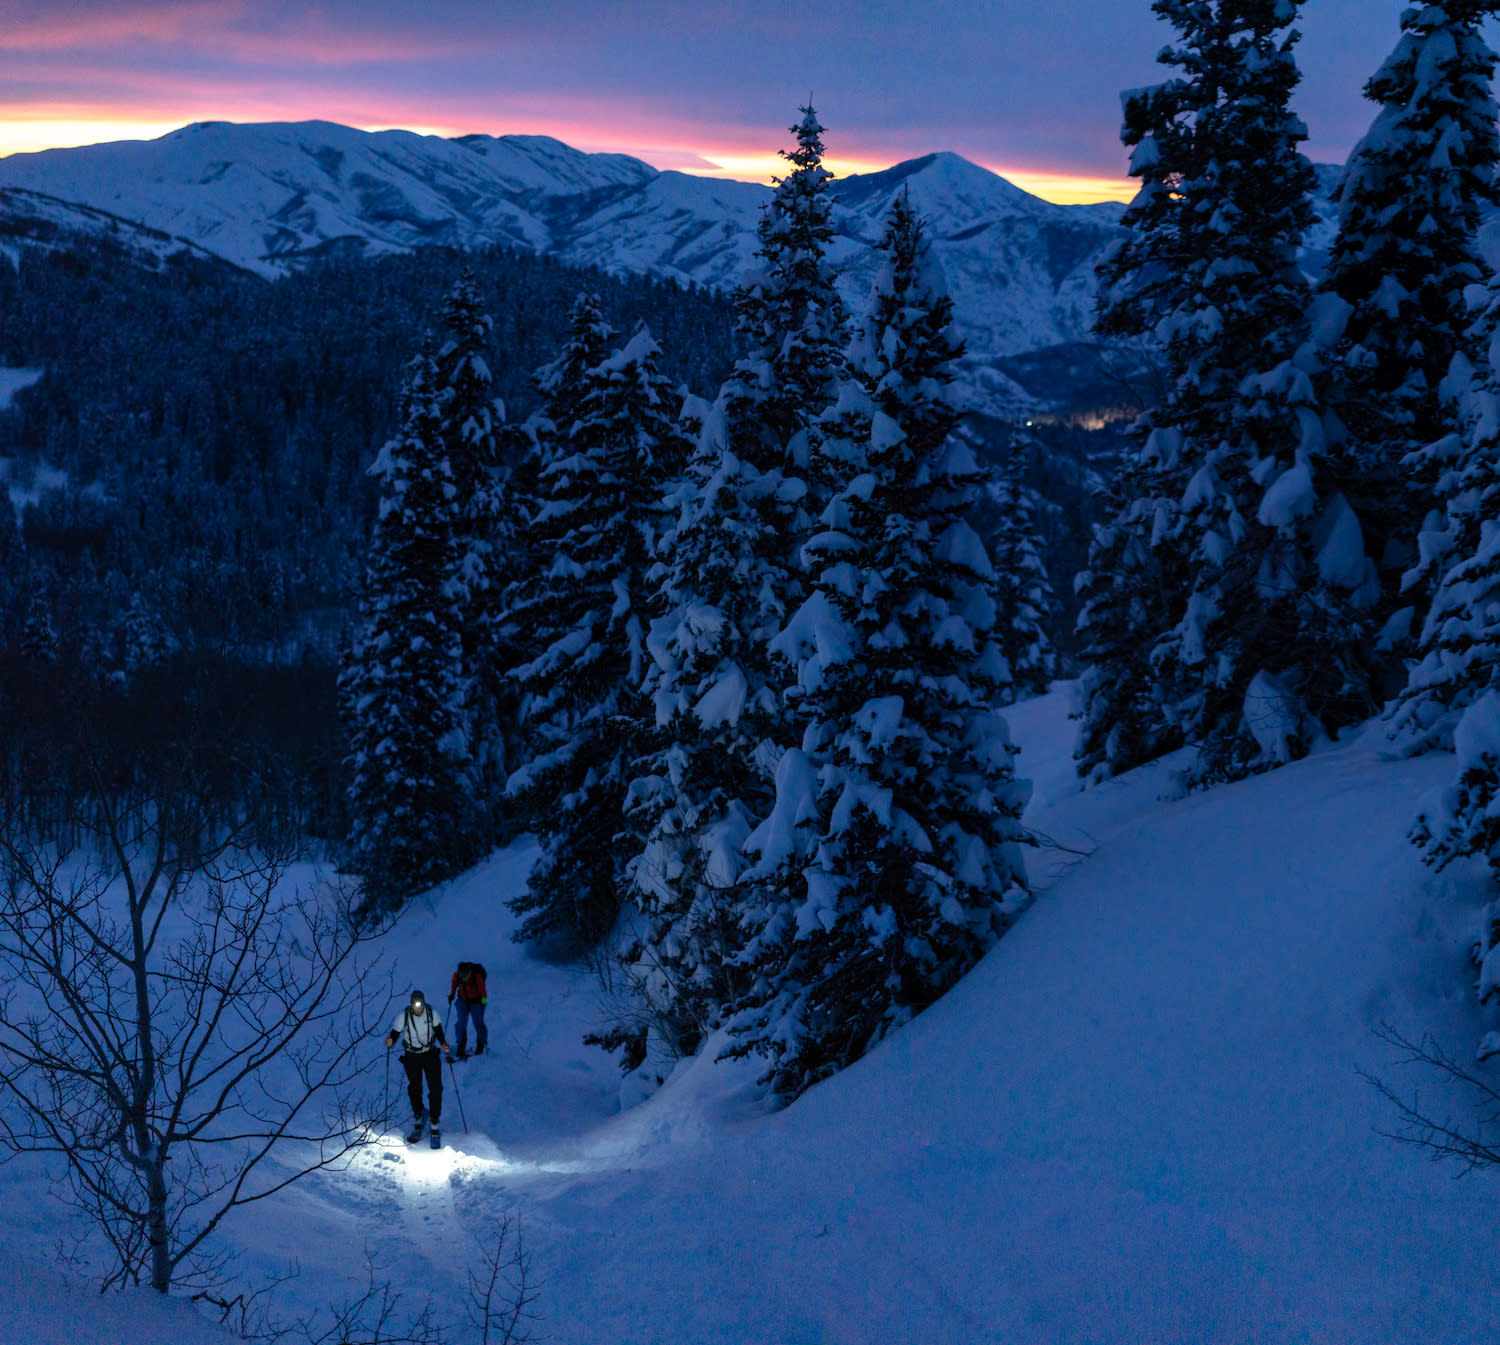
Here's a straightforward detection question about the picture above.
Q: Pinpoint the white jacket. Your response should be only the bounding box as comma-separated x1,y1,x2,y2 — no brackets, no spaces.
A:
393,1004,442,1051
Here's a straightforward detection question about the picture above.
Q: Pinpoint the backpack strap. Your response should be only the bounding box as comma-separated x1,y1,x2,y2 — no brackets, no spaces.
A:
402,1004,434,1049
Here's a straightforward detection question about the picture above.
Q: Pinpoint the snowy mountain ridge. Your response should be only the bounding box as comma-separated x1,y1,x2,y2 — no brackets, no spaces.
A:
0,185,247,277
0,121,1128,416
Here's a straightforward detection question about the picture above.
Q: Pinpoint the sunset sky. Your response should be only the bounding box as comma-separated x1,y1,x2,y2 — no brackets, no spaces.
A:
0,1,1476,203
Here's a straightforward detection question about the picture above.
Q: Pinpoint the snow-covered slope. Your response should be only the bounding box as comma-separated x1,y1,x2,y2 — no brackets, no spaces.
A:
0,185,245,276
0,1250,231,1345
0,122,1126,415
7,688,1491,1343
478,701,1488,1344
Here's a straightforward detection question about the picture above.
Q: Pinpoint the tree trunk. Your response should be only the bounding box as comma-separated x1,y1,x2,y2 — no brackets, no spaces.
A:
148,1156,171,1292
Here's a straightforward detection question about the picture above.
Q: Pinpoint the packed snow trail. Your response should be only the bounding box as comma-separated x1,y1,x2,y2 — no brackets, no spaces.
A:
6,687,1500,1341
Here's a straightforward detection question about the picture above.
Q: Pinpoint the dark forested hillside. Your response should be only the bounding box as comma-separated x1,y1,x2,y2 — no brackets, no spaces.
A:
0,240,733,655
0,238,735,833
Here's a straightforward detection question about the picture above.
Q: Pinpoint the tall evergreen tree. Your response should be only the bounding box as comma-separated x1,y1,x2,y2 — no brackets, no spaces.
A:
620,107,848,1056
736,103,849,490
120,590,172,674
505,324,689,950
341,344,473,909
1393,269,1500,753
435,270,507,845
727,194,1030,1100
494,292,615,794
1073,453,1186,781
437,270,500,592
19,581,59,666
1080,0,1381,787
1407,300,1500,880
989,432,1060,702
1321,0,1500,631
620,409,784,1059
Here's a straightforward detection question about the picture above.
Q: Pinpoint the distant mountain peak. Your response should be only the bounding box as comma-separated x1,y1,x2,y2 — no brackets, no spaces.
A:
0,119,1134,418
834,151,1068,228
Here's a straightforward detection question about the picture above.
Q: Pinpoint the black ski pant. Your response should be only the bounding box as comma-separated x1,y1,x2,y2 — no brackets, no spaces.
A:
401,1049,442,1124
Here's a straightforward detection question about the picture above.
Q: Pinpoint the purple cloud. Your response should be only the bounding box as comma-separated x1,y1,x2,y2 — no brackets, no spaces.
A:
0,1,1481,188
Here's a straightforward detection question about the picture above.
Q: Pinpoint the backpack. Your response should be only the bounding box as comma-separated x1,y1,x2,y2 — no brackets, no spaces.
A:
456,961,487,989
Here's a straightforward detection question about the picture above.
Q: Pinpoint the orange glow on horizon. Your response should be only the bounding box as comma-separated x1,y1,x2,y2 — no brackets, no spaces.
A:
0,117,200,157
0,113,1134,205
997,170,1135,204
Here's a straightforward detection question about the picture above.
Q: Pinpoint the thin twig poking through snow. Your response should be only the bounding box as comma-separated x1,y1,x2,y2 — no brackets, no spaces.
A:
1027,827,1098,860
1360,1023,1500,1174
466,1215,543,1345
193,1248,441,1343
190,1221,541,1344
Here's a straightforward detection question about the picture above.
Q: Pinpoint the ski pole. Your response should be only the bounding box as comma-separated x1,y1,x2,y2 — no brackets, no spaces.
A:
383,1047,392,1127
447,1053,469,1134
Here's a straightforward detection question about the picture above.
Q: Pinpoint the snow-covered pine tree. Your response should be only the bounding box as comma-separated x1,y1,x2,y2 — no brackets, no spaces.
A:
120,590,172,674
1396,259,1500,761
618,108,848,1061
618,411,781,1062
504,324,690,951
726,191,1031,1100
1083,0,1382,787
19,582,59,665
988,432,1059,701
435,270,507,849
1073,456,1188,781
1076,4,1220,783
1321,0,1500,632
341,343,474,910
496,293,614,789
735,103,849,502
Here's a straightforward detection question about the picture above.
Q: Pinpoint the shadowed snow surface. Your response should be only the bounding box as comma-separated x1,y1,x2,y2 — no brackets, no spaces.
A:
3,685,1497,1342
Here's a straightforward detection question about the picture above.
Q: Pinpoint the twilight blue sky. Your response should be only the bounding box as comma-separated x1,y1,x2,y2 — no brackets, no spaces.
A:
0,0,1483,200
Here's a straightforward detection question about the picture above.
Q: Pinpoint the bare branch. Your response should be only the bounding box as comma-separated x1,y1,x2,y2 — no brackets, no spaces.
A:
1361,1022,1500,1174
466,1217,544,1345
0,790,395,1292
198,1250,444,1345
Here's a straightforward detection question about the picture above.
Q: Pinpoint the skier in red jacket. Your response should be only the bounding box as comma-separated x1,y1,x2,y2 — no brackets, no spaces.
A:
448,961,488,1060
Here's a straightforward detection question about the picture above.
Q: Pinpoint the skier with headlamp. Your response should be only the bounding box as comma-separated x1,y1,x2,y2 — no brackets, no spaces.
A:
384,988,451,1147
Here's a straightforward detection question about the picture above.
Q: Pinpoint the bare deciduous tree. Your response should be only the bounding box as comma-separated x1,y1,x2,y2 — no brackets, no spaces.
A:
0,787,392,1293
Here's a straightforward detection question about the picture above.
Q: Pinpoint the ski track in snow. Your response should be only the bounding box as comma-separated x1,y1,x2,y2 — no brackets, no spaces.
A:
7,686,1500,1341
